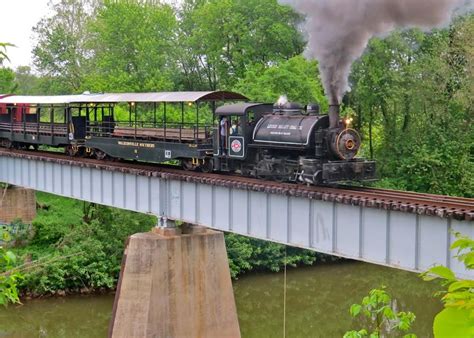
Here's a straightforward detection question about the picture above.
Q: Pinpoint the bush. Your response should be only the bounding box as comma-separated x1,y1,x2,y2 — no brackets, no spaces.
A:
16,193,336,295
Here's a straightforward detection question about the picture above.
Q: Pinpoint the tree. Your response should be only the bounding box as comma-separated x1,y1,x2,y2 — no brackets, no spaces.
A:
0,68,16,93
234,55,327,107
0,42,16,94
349,15,473,197
178,0,305,90
14,66,43,95
32,0,99,93
85,0,177,92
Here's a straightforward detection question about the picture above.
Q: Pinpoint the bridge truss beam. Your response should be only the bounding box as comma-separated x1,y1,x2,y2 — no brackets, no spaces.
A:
0,154,472,278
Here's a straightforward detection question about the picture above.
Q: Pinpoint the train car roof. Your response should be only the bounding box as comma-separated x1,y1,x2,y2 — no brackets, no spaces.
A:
0,91,248,104
216,103,273,116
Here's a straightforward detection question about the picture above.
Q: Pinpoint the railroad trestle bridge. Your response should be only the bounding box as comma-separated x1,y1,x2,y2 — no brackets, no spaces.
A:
1,149,472,279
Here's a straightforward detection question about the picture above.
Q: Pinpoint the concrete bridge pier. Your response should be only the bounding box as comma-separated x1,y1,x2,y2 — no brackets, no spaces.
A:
108,223,241,338
0,184,36,224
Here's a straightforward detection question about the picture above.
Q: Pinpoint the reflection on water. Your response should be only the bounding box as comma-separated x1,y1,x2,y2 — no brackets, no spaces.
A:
0,295,112,338
235,262,441,338
0,262,441,337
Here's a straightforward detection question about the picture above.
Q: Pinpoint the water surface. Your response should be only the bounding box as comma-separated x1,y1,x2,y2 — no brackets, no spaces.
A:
0,262,442,337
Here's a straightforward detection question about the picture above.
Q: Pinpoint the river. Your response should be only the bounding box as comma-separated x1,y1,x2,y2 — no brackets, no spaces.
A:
0,261,442,337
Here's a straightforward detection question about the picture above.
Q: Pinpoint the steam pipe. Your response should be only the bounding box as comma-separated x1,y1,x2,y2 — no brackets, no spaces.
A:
329,104,340,128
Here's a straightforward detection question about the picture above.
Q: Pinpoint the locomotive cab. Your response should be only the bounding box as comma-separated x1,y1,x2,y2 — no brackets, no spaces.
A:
214,103,273,160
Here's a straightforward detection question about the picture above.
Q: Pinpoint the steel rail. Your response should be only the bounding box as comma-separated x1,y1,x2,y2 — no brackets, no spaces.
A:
0,148,472,221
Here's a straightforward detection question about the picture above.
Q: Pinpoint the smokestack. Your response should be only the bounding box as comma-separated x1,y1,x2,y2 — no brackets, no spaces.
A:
280,0,471,105
328,104,340,128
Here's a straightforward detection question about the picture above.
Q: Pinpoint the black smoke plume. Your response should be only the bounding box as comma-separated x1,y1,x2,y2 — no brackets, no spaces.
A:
282,0,472,104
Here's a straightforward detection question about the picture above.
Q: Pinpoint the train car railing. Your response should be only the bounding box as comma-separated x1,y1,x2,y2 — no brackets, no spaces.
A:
86,121,213,143
0,122,68,137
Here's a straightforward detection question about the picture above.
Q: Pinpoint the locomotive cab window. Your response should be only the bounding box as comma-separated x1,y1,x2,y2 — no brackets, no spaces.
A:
247,111,255,125
230,116,242,135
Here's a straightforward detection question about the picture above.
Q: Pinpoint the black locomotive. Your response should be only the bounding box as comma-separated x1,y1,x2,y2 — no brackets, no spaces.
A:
0,91,375,185
214,100,375,184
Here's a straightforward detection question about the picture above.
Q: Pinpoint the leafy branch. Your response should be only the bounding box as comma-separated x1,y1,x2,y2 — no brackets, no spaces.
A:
0,42,14,64
344,286,416,338
0,230,23,306
421,233,474,337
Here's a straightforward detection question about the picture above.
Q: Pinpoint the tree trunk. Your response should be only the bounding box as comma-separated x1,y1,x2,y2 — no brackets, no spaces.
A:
369,106,374,160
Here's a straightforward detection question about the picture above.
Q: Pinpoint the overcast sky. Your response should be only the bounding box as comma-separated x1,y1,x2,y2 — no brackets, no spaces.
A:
0,0,51,69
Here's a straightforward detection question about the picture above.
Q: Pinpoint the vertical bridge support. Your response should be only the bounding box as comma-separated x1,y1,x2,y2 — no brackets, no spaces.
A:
109,224,241,338
0,185,36,224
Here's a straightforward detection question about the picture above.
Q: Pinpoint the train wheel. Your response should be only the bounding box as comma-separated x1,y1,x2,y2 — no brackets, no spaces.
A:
95,150,108,160
200,159,213,173
65,145,78,157
4,140,13,149
182,159,196,171
0,139,12,149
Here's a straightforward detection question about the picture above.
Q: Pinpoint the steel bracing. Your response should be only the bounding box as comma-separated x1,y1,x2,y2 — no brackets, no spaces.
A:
0,153,472,278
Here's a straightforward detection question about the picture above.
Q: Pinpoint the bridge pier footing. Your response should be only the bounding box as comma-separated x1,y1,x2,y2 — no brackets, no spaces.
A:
108,224,241,338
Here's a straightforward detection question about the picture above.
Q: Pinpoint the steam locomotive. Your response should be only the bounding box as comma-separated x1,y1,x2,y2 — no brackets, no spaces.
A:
0,91,375,185
214,100,375,184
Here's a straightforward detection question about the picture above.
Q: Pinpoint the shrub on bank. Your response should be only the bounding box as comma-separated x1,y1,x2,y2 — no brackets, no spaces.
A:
14,193,335,296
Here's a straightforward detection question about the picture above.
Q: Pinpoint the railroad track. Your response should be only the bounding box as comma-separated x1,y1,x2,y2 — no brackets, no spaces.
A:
1,148,473,221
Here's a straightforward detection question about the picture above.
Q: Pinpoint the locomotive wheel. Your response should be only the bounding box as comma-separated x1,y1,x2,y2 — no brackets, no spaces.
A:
95,149,108,160
200,159,213,173
255,161,269,180
272,164,288,182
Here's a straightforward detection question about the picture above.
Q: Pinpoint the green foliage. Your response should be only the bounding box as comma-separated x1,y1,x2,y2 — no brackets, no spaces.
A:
234,55,327,108
32,0,97,93
19,192,327,294
0,42,16,94
225,233,334,279
17,193,156,295
29,0,305,93
350,17,474,197
0,229,23,306
432,308,473,338
14,66,44,95
0,68,16,93
16,193,328,293
180,0,305,89
85,0,177,92
421,233,474,337
0,42,14,65
344,287,417,338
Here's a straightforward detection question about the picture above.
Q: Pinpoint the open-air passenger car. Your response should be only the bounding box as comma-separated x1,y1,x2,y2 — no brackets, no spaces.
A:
0,91,248,171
